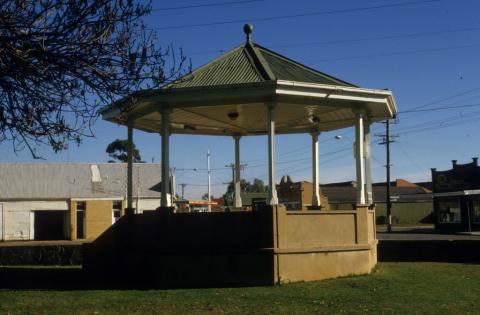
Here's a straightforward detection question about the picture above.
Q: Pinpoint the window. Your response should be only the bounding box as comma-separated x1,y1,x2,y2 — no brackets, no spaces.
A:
76,202,85,239
112,201,122,224
437,198,461,223
472,197,480,224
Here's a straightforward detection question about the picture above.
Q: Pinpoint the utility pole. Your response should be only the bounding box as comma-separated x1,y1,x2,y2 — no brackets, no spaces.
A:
225,163,247,206
179,183,187,200
377,118,398,233
207,150,211,212
225,163,247,185
385,119,392,233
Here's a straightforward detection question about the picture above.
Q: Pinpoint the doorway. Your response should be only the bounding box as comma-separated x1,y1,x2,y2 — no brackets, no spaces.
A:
33,210,68,240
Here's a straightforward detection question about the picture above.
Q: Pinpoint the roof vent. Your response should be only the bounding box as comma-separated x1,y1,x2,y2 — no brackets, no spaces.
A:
90,165,102,183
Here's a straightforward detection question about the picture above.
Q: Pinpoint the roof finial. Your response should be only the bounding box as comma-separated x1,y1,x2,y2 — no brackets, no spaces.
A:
243,23,253,43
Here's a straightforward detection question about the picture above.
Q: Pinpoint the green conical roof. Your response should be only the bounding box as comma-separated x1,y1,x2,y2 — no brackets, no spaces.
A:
166,42,355,89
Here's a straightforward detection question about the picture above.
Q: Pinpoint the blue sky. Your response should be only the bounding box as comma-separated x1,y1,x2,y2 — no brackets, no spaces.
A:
1,0,479,199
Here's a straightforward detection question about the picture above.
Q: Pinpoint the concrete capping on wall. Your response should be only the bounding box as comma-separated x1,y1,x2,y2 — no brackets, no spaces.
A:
273,242,376,254
285,210,357,215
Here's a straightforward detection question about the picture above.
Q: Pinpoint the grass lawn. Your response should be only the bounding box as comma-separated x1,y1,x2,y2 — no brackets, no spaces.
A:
0,262,479,314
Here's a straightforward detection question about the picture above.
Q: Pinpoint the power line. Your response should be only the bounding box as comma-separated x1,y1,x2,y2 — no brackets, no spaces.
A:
398,116,480,136
152,0,264,12
403,87,480,111
153,0,440,30
311,42,480,63
273,26,480,50
395,110,480,135
189,24,480,56
395,109,480,132
242,134,345,165
247,146,351,169
398,102,480,114
396,142,430,178
278,149,353,176
243,144,310,164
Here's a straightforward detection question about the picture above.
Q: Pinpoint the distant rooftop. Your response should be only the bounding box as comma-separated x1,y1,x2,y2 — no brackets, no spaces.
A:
0,163,161,200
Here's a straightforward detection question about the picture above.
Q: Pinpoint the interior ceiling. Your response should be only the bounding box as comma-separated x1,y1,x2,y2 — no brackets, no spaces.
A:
132,101,363,135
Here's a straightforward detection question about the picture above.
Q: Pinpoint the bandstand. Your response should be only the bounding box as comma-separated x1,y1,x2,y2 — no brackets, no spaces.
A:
83,25,397,287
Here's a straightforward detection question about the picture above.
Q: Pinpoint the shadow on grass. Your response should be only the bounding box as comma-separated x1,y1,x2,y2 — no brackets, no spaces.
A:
0,266,272,290
0,267,154,290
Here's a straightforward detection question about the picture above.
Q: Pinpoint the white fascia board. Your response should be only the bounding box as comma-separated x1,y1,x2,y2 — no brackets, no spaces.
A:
71,197,124,201
398,194,433,200
276,80,397,118
275,88,388,105
276,81,391,103
433,190,480,197
275,89,329,99
464,190,480,195
385,93,398,117
276,80,392,95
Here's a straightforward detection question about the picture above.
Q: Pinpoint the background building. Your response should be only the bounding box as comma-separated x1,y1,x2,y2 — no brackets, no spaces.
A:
0,163,161,241
273,176,432,224
236,176,432,224
323,180,432,224
432,158,480,232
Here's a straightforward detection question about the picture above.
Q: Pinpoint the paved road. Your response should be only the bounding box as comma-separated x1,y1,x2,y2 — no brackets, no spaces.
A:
377,225,480,241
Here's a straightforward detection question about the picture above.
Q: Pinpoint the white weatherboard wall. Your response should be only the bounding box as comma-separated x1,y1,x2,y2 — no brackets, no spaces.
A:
136,198,161,212
0,204,3,241
1,200,69,240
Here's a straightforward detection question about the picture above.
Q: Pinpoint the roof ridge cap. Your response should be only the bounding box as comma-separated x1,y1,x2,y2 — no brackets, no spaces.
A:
244,42,276,81
254,43,356,87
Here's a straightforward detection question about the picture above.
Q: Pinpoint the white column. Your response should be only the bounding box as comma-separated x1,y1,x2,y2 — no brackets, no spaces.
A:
170,173,176,207
234,135,243,208
127,125,133,210
267,103,279,205
161,109,171,208
364,118,373,205
207,150,211,212
355,110,366,205
311,131,321,208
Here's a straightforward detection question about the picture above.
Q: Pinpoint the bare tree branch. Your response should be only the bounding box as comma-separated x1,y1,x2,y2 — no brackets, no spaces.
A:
0,0,187,157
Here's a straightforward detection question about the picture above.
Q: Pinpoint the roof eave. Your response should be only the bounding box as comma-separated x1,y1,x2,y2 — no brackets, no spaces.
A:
275,80,397,119
101,81,279,123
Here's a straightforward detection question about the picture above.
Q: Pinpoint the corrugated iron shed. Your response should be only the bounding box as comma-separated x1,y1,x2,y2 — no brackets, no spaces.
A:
0,163,161,200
